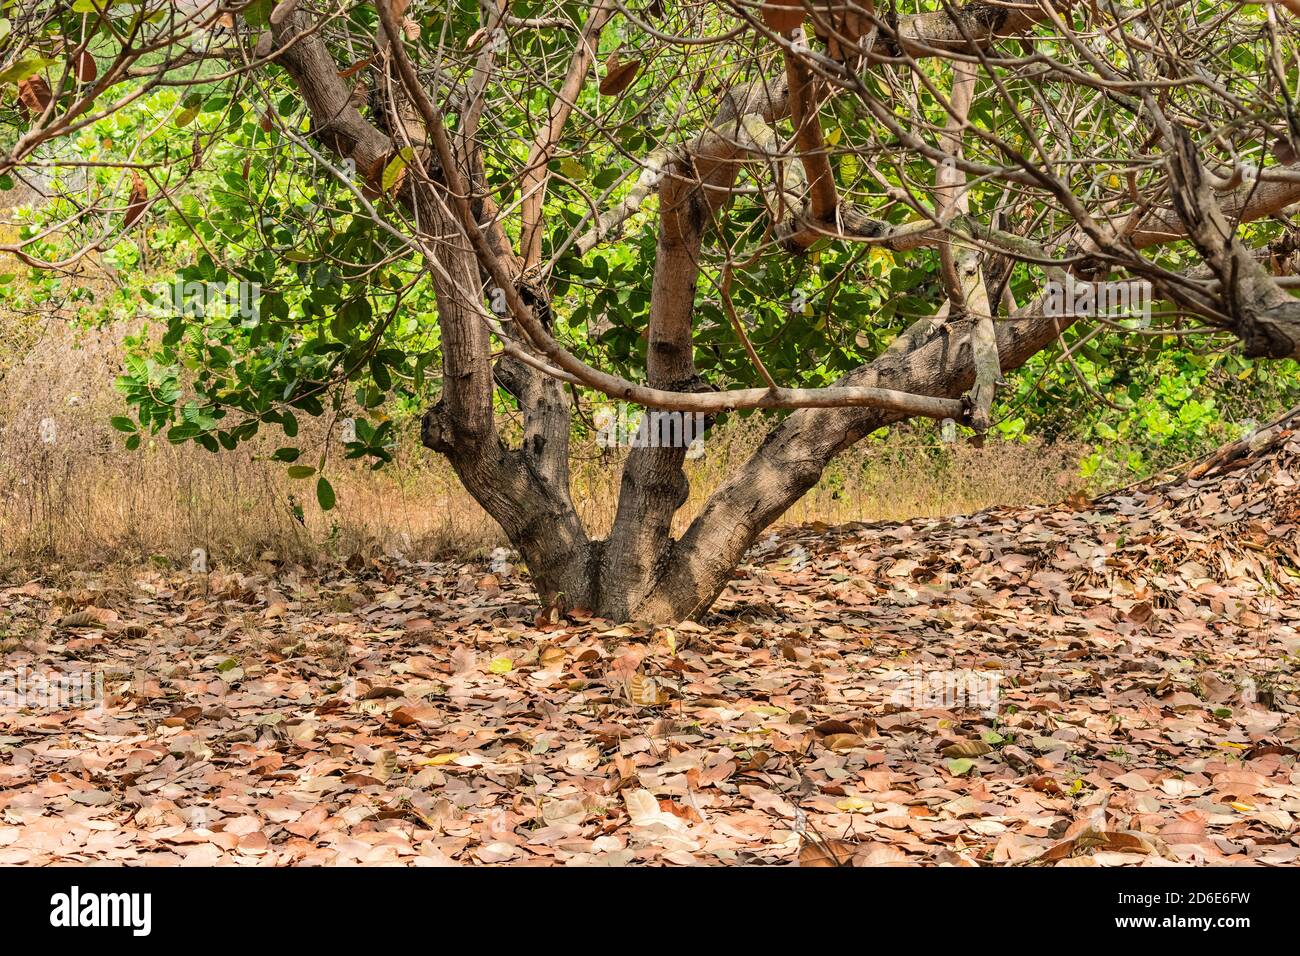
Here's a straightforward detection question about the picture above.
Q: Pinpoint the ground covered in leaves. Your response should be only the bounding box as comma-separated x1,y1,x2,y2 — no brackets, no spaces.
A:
2,422,1300,866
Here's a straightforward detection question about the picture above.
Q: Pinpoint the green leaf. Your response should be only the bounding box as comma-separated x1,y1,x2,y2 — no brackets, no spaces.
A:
243,0,275,28
109,416,137,433
287,465,316,479
558,157,587,181
316,475,336,511
0,58,55,85
946,758,976,776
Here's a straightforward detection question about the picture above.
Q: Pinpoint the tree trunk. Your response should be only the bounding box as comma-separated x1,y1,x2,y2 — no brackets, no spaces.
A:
264,4,1300,627
631,300,1074,622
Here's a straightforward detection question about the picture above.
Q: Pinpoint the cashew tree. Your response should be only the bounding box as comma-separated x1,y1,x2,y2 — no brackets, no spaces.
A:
4,0,1300,620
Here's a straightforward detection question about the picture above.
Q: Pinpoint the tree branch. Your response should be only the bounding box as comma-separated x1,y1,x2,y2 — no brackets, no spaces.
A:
519,0,616,268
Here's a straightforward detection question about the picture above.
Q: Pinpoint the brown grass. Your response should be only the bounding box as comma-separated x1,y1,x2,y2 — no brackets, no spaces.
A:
0,319,1091,577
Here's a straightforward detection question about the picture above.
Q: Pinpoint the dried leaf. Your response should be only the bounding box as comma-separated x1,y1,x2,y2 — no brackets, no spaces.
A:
57,609,102,629
798,838,856,866
625,672,669,706
123,171,150,228
17,75,51,117
941,740,993,758
73,50,97,84
598,52,640,97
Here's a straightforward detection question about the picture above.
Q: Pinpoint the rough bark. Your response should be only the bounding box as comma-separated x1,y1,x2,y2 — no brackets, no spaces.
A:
271,8,595,610
1164,130,1300,359
631,152,1300,622
632,295,1071,621
599,75,791,617
262,4,1300,626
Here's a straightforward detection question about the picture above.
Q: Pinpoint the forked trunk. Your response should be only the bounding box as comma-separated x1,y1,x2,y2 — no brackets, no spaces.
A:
266,3,1300,627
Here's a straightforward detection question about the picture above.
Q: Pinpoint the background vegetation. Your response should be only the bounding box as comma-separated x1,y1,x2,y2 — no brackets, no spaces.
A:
0,5,1296,575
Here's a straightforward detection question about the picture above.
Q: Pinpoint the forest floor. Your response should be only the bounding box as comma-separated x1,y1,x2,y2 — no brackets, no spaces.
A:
1,419,1299,866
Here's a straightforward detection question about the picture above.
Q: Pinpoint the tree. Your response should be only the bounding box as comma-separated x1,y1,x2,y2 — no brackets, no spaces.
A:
3,0,1299,621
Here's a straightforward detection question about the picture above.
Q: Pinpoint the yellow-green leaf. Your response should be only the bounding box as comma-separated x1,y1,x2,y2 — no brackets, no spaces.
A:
383,146,415,193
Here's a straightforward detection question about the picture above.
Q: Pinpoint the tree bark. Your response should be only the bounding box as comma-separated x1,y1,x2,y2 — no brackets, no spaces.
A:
271,8,597,610
632,294,1072,621
263,5,1300,626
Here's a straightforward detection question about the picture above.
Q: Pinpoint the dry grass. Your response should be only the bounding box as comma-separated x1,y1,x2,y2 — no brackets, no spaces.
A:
0,318,1091,578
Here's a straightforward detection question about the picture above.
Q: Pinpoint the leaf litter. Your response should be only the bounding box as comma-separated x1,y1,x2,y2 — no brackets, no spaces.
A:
1,422,1299,865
